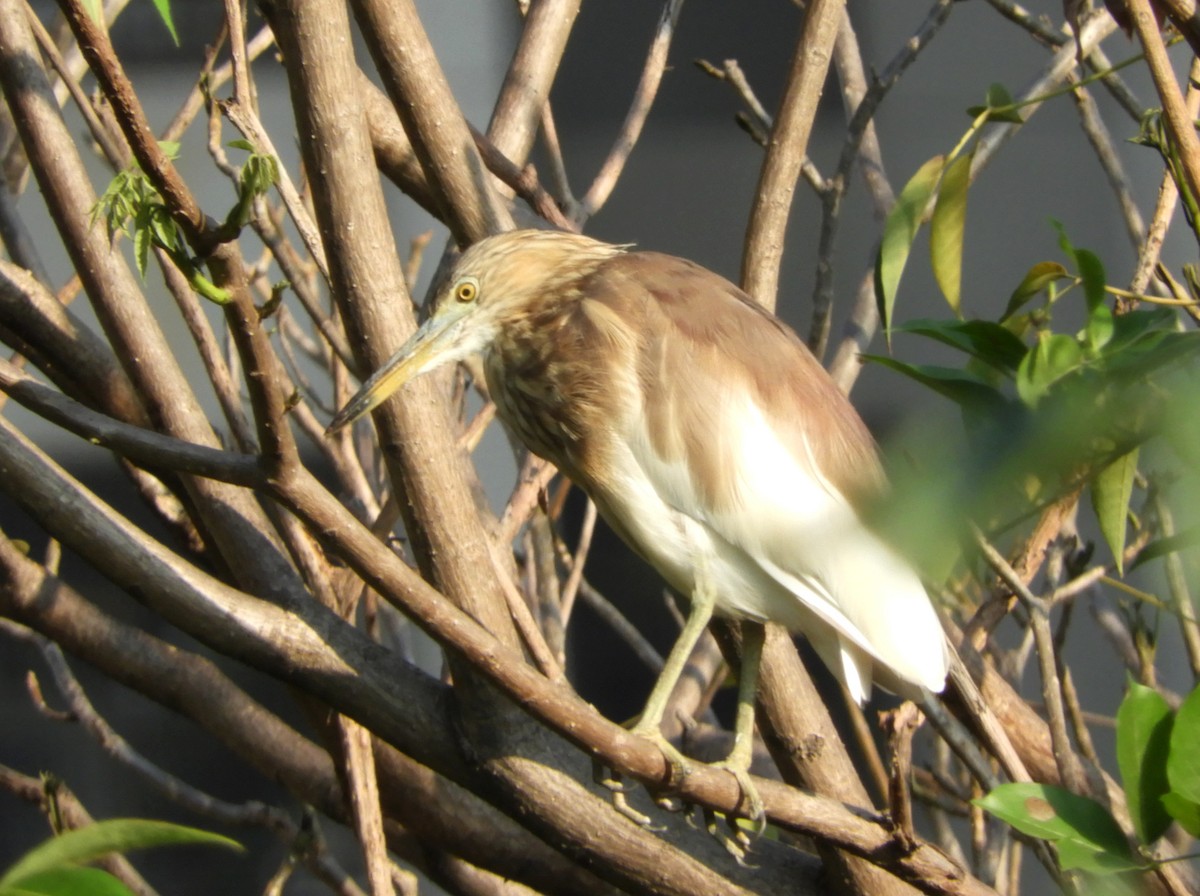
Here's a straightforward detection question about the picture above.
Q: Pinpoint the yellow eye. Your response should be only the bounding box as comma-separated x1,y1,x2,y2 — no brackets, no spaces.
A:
454,278,479,303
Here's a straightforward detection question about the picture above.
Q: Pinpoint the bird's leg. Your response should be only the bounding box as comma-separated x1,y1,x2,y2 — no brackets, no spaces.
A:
628,570,718,784
715,620,766,830
594,584,714,823
592,581,713,816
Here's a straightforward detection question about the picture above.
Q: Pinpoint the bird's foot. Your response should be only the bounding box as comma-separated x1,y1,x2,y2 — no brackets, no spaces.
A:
592,758,657,827
629,719,694,789
701,806,755,865
598,719,766,861
594,721,696,827
711,758,766,836
677,743,765,864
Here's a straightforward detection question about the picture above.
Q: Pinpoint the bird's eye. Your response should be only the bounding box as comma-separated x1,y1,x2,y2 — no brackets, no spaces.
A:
454,278,479,303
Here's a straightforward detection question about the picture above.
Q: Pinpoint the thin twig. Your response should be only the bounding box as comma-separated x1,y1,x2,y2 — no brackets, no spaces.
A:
496,456,558,545
0,358,262,485
579,0,685,219
156,246,258,451
695,58,772,134
222,100,332,284
1155,493,1200,680
537,103,578,217
822,0,956,385
1131,57,1200,294
161,24,276,144
1068,73,1145,252
24,5,127,167
577,578,665,673
0,756,161,896
558,497,597,634
490,535,565,681
338,718,395,896
222,0,255,111
972,527,1088,794
973,13,1118,173
841,692,891,807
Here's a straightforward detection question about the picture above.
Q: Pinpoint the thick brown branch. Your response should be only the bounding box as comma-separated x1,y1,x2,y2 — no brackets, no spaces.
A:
349,0,511,243
0,537,614,896
741,0,845,310
0,360,261,485
1126,0,1200,205
488,0,580,167
268,0,516,642
0,0,309,608
0,259,147,424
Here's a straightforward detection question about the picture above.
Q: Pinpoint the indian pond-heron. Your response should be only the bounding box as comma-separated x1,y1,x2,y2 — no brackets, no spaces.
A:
328,229,950,814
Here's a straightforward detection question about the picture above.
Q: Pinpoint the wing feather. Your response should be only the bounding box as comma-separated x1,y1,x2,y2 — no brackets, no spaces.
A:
580,252,948,698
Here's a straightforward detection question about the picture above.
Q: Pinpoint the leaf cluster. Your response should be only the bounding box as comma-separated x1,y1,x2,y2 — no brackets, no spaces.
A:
978,680,1200,877
871,228,1197,574
0,819,239,896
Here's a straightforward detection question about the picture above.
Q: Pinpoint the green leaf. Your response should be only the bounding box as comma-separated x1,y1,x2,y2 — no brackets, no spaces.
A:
894,318,1028,374
1085,304,1114,354
861,355,1009,411
1129,524,1200,571
967,83,1025,123
1167,684,1200,805
1108,307,1181,351
1091,447,1138,574
148,212,178,254
1004,261,1070,320
1055,839,1144,874
0,820,240,888
1015,332,1084,407
1054,219,1075,259
1161,792,1200,838
875,155,945,344
133,225,150,278
227,139,255,152
930,148,974,315
151,0,179,46
1,867,134,896
1076,248,1107,312
975,782,1140,872
1116,681,1174,844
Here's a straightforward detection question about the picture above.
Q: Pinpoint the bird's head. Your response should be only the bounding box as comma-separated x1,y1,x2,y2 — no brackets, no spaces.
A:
327,229,624,433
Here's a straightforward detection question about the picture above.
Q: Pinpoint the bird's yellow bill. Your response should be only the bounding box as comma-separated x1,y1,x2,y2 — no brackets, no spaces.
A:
325,316,453,434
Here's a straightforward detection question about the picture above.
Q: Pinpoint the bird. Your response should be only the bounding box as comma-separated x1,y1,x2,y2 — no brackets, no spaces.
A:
328,228,949,818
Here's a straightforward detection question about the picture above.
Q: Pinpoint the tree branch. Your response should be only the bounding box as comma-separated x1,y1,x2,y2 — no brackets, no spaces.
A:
741,0,845,310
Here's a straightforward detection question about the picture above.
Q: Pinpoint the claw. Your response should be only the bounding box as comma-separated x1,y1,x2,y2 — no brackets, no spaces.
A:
714,760,766,836
592,756,659,828
591,755,627,793
702,806,754,865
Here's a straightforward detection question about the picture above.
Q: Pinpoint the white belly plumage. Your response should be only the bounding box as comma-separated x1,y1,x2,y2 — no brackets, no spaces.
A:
593,397,949,705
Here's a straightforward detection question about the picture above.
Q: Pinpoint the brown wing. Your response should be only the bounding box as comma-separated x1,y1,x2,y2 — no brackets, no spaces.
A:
578,251,884,514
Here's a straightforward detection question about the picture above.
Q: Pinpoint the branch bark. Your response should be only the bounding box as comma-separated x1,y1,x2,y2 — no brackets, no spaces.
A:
741,0,845,311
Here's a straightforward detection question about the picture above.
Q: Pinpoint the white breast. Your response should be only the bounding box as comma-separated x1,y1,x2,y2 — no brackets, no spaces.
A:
593,395,948,704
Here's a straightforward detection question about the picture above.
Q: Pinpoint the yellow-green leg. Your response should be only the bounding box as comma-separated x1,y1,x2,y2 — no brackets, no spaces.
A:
630,571,717,782
632,570,765,823
717,620,765,825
